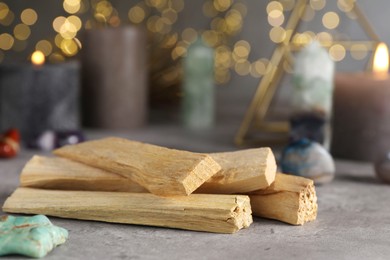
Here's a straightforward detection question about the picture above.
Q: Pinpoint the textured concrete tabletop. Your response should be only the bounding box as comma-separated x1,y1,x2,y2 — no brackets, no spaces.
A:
1,126,390,260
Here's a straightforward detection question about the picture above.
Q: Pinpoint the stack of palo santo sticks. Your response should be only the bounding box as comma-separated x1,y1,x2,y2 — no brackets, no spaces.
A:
2,137,318,234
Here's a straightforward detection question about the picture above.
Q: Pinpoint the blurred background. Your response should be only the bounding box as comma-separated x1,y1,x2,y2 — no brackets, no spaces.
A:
0,0,388,135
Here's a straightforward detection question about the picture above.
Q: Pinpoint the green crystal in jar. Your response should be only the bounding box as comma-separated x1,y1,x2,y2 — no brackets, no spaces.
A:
0,215,68,258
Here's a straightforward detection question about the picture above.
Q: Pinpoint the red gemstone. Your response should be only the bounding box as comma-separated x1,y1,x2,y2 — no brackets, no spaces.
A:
0,141,17,158
4,128,20,143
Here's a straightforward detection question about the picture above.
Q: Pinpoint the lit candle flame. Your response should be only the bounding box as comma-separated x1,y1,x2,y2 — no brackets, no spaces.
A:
31,51,45,66
373,42,389,79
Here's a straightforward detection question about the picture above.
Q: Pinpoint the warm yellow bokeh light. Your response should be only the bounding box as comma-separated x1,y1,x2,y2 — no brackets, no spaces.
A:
31,50,45,65
233,2,247,16
214,0,232,12
68,15,82,30
181,28,197,43
215,45,232,69
322,12,340,29
269,27,286,43
60,39,78,56
63,0,81,14
268,9,284,27
350,44,368,60
53,16,66,32
215,68,231,84
234,60,251,76
21,8,38,25
329,44,346,61
250,60,267,77
310,0,326,11
13,24,31,40
0,9,14,26
49,52,65,63
0,2,9,20
0,33,14,50
202,30,219,47
128,6,146,24
233,40,251,60
36,40,53,56
162,8,177,24
266,1,283,14
171,0,184,12
337,0,355,12
316,31,333,42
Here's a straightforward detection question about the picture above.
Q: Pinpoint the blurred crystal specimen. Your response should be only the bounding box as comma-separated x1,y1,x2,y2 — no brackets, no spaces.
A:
182,39,215,129
280,139,335,184
0,215,68,258
291,41,334,149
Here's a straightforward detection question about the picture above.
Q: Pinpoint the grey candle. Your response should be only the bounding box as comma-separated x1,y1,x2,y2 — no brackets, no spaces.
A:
0,57,80,143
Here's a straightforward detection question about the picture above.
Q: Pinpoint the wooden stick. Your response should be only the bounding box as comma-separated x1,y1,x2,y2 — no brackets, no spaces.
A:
3,188,253,234
21,148,276,194
53,137,221,196
19,156,147,192
248,173,317,225
198,148,276,193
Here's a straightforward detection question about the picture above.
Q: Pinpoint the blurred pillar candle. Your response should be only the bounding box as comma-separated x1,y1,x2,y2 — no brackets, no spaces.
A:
182,39,215,129
291,41,335,150
332,43,390,161
0,51,80,143
81,26,148,129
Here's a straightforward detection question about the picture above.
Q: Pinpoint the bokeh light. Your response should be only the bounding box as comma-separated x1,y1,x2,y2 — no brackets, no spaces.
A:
63,0,81,14
268,9,285,27
0,33,14,50
60,39,79,56
337,0,355,12
36,40,53,56
269,27,286,43
13,24,31,40
234,60,251,76
214,0,232,12
350,44,368,60
0,2,9,20
322,12,340,29
267,1,283,13
316,31,333,42
181,28,197,43
31,50,45,65
21,8,38,25
310,0,326,11
329,44,346,61
128,5,146,24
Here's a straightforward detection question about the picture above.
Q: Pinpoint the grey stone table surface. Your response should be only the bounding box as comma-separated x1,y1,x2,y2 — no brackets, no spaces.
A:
1,125,390,260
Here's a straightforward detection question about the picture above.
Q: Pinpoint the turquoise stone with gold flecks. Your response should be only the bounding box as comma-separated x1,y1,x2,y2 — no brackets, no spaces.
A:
0,215,68,258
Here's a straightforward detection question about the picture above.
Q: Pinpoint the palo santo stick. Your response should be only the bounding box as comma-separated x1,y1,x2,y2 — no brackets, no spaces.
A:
21,148,276,194
248,173,317,225
3,188,253,234
198,148,276,193
20,156,147,192
53,137,221,196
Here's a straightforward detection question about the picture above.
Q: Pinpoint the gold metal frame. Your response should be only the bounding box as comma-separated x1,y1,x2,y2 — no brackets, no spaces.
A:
235,0,381,146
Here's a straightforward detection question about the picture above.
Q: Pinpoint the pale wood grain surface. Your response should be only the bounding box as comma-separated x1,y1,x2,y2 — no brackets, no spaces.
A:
54,137,221,196
3,188,252,234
